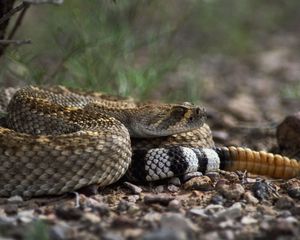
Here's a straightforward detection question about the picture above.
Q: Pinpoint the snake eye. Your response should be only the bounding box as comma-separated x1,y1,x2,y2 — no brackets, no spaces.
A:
173,106,187,114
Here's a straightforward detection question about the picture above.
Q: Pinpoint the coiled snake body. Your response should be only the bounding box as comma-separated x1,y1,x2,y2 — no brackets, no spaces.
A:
0,86,299,198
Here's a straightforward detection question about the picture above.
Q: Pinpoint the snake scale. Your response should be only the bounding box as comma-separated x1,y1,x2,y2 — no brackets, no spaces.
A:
0,86,299,198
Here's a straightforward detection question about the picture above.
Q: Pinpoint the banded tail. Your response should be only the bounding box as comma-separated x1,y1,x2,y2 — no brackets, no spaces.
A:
129,146,300,182
216,146,300,179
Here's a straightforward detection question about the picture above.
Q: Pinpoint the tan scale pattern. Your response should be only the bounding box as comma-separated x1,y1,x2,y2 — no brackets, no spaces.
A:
0,86,206,197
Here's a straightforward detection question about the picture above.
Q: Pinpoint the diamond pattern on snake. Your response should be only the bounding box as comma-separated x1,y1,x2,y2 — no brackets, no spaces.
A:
0,86,298,198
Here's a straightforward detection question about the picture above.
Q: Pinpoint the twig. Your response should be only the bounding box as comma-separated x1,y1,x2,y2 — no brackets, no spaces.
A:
7,3,30,40
0,2,28,26
0,39,31,45
24,0,64,4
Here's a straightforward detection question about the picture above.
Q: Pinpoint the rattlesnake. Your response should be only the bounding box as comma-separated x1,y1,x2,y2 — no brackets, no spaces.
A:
0,86,299,198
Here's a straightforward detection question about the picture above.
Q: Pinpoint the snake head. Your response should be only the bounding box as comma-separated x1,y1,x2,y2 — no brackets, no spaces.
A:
130,103,207,138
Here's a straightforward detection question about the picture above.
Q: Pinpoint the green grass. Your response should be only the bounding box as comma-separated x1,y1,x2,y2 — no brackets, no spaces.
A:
25,220,49,240
1,0,300,101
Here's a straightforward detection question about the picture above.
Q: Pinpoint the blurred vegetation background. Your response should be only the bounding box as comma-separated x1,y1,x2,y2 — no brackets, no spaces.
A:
1,0,300,102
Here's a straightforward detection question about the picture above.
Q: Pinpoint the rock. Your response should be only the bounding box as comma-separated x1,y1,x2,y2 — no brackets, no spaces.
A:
284,178,300,199
154,185,165,193
83,212,101,224
204,204,225,215
49,222,75,240
277,112,300,153
188,208,208,218
160,213,198,237
167,177,181,186
252,180,274,200
167,184,179,192
278,210,292,218
18,210,35,224
116,200,131,212
101,232,124,240
143,212,162,222
183,176,213,191
217,183,245,201
168,199,182,211
126,194,140,203
93,203,110,217
144,194,175,206
275,196,295,210
291,205,300,216
201,231,220,240
55,206,82,221
143,230,187,240
214,203,243,221
205,172,220,182
244,191,259,204
241,216,258,225
210,194,226,205
182,172,203,182
7,195,23,203
4,204,18,216
219,171,240,182
227,94,262,121
111,216,138,228
123,182,143,194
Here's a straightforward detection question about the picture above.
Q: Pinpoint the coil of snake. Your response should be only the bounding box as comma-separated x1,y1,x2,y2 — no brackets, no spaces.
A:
0,86,299,198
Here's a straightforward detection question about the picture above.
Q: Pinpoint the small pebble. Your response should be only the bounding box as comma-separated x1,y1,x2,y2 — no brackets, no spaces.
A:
189,208,208,218
4,204,18,216
111,216,138,228
55,206,82,221
84,212,101,223
241,216,258,225
94,203,110,217
50,222,75,240
219,171,240,182
210,194,226,205
168,199,182,211
117,200,131,212
182,172,203,182
160,213,198,234
183,176,213,191
284,178,300,199
143,230,187,240
7,195,23,204
205,172,220,182
217,183,245,201
252,180,273,200
167,184,179,192
123,182,143,194
154,185,165,193
126,194,140,202
144,194,175,206
275,196,295,210
214,203,243,221
244,191,259,204
168,177,181,186
18,210,35,224
291,205,300,216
